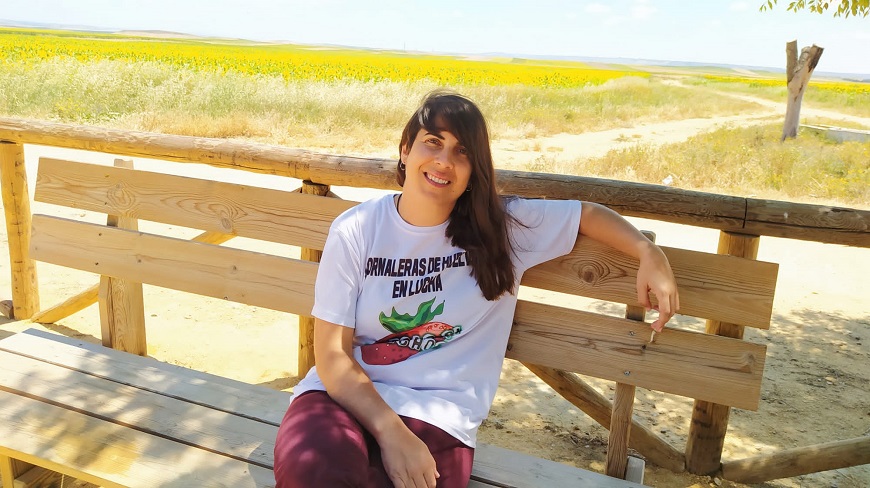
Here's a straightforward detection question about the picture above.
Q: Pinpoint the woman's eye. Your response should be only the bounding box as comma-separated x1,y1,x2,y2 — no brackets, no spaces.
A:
458,147,468,155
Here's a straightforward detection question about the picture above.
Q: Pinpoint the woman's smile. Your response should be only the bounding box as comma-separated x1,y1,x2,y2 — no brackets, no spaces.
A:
398,126,472,226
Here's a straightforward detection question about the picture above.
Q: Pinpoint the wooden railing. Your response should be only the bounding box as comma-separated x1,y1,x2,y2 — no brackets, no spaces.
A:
1,117,867,247
1,118,868,483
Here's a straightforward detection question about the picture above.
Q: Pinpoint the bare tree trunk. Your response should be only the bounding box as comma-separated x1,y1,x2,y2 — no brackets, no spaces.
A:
782,40,824,141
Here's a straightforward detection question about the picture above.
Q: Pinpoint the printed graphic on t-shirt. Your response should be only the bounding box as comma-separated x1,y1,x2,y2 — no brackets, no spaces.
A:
360,297,462,365
364,251,468,298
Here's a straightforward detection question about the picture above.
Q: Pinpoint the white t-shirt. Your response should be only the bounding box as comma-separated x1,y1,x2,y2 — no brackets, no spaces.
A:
292,194,582,447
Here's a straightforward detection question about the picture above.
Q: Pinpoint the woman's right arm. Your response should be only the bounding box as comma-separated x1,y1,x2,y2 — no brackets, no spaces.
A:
314,318,439,488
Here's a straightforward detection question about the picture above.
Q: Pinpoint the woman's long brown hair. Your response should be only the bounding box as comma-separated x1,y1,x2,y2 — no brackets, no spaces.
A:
396,91,516,300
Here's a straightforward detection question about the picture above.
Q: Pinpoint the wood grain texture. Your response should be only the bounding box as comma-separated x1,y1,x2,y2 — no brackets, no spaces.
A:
30,215,318,317
34,158,355,250
98,158,147,355
30,230,233,325
523,235,778,329
508,301,767,410
0,329,638,488
0,329,292,425
297,181,331,376
0,391,276,488
0,142,39,319
0,350,277,468
606,383,637,479
686,232,760,475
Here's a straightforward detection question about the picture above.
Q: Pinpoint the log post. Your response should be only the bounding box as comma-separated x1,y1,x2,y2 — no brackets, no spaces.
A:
606,232,655,480
782,40,824,141
98,159,146,355
0,141,39,319
298,180,330,376
685,231,760,474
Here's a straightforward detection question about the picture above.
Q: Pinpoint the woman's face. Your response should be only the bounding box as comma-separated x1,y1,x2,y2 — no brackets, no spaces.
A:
401,126,472,211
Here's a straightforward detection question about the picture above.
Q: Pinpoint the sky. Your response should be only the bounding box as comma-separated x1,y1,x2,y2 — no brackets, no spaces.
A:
4,0,870,75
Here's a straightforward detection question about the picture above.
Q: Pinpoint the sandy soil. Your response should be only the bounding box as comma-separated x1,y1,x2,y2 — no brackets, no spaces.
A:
1,104,868,487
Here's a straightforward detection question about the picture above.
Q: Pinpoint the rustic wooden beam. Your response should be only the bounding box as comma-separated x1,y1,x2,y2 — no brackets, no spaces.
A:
2,118,867,247
685,231,759,475
606,253,652,480
0,142,39,319
297,180,331,376
721,436,870,484
97,159,147,355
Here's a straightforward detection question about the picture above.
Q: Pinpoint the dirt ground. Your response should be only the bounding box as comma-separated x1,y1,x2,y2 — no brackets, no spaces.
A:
1,102,868,487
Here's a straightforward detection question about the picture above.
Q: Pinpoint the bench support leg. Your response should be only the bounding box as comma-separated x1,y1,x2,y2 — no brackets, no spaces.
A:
606,279,650,480
298,180,331,376
97,159,147,355
0,142,39,319
0,454,14,488
686,231,759,475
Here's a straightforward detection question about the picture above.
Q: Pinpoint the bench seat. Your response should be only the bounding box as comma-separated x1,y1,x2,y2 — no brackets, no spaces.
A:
0,328,643,488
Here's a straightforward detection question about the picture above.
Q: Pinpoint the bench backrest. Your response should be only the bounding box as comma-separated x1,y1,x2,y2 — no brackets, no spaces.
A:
31,157,777,411
31,158,777,409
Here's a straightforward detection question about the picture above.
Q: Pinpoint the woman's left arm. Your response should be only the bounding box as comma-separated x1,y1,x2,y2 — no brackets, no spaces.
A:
578,202,680,332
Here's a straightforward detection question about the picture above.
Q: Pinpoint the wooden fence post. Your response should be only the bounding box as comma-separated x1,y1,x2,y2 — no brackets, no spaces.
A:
298,180,330,376
606,231,655,481
0,141,39,319
98,159,147,355
685,231,760,474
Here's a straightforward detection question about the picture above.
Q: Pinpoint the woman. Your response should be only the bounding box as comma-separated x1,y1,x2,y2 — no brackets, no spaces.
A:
274,91,679,488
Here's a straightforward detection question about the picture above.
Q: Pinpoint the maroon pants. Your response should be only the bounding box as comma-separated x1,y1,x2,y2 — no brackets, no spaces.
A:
274,391,474,488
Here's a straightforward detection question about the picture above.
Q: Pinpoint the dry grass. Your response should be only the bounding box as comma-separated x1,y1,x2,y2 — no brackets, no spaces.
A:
571,123,870,205
1,57,867,205
0,58,763,154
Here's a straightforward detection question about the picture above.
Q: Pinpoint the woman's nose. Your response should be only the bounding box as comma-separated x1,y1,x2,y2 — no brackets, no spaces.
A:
435,148,455,168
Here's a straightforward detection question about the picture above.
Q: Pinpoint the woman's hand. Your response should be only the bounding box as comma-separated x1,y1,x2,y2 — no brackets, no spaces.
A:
315,319,439,486
636,242,680,332
379,427,439,488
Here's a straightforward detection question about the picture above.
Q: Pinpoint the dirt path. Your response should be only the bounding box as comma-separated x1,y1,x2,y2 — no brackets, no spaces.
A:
490,84,870,171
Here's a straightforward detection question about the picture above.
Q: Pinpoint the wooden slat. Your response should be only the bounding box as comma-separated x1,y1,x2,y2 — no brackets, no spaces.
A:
471,443,643,487
0,329,291,425
34,158,356,250
0,391,276,488
30,215,317,316
523,235,778,329
507,301,767,410
31,229,235,325
2,330,634,487
0,350,276,467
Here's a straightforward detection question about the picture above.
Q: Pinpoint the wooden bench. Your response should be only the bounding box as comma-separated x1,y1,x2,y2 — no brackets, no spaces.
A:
0,157,778,487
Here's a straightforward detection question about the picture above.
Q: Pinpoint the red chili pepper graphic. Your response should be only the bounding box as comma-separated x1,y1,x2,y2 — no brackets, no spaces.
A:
360,298,462,365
